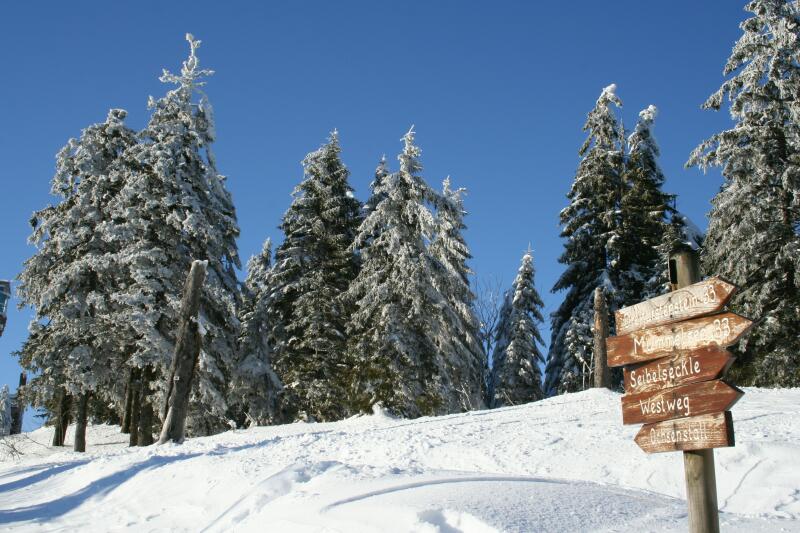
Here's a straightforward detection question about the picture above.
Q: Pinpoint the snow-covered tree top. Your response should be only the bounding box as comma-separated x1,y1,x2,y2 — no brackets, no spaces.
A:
159,33,214,90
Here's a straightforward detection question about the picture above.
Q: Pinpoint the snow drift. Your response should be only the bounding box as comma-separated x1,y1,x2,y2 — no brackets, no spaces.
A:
0,388,798,532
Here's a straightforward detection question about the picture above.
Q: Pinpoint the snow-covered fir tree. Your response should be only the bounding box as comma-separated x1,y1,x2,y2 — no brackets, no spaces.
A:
490,250,545,407
618,105,674,304
687,0,800,387
545,84,626,396
429,178,486,412
16,109,138,434
107,34,242,434
234,239,283,426
267,131,362,421
0,386,11,437
345,127,453,417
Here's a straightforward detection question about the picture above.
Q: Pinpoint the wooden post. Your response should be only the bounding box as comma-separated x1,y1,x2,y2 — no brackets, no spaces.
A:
593,287,611,389
158,260,207,445
10,373,26,435
670,249,720,533
73,392,90,452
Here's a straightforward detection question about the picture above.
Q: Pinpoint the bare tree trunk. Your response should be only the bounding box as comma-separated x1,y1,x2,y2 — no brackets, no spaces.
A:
137,366,155,446
121,369,134,434
129,368,141,447
74,392,90,452
10,373,26,435
593,287,612,389
158,260,207,445
52,390,72,447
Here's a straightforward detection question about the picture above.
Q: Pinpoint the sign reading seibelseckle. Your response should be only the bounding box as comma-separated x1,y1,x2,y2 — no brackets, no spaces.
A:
605,278,751,454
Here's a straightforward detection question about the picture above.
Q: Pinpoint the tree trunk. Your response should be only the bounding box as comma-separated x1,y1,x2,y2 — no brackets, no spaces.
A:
121,369,134,434
593,287,611,389
73,392,90,452
137,366,155,446
158,260,207,445
10,373,26,435
52,389,72,447
129,368,141,447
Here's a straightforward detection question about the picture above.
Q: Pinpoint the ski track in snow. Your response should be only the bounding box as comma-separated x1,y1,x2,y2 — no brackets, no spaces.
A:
0,388,798,532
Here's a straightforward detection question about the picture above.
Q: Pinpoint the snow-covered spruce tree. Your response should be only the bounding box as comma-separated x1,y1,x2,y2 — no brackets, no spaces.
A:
490,250,545,407
267,131,362,421
545,85,626,396
16,109,138,446
345,127,452,417
107,34,242,434
618,105,675,303
687,0,800,387
365,155,389,217
234,239,283,426
429,178,486,412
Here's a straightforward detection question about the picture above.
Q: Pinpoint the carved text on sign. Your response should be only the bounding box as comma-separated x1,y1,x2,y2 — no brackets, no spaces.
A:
624,346,735,394
621,379,743,425
615,277,736,335
607,312,753,367
634,412,735,454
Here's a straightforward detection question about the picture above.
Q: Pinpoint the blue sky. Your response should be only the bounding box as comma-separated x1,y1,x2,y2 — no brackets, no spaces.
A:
0,1,745,428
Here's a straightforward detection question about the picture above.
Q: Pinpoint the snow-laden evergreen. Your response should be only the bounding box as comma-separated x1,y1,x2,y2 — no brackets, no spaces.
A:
234,239,283,426
545,85,626,396
267,131,362,421
687,0,800,387
16,109,138,417
619,105,674,303
490,250,545,407
106,34,242,434
346,128,455,417
429,178,486,412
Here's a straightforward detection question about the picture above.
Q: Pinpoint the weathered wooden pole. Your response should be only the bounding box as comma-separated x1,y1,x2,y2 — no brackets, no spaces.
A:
593,287,612,389
158,260,207,445
10,373,26,435
670,249,720,533
73,392,90,452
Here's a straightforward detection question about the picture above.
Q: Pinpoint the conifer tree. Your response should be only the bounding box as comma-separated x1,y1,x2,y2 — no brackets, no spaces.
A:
108,34,242,433
618,105,674,304
688,0,800,386
430,178,486,411
490,250,545,407
234,239,283,426
545,85,626,396
17,109,138,444
268,131,362,421
345,127,450,417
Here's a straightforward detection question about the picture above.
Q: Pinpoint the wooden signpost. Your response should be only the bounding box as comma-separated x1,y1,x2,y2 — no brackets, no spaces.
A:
605,250,752,533
635,412,735,454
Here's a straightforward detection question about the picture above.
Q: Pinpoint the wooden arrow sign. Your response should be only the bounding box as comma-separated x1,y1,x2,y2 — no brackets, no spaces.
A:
635,412,735,454
621,379,743,425
624,346,735,394
615,277,737,336
606,312,753,367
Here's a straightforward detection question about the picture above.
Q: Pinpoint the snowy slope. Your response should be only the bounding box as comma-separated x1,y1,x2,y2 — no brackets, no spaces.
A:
0,388,798,532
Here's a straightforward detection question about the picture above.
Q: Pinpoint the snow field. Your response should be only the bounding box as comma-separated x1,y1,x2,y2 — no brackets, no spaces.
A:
0,387,798,532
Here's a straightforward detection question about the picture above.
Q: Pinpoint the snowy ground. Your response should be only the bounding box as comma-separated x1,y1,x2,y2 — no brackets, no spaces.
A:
0,388,798,532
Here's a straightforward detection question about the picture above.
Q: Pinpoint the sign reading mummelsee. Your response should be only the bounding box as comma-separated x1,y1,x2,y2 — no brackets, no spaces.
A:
606,277,751,454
